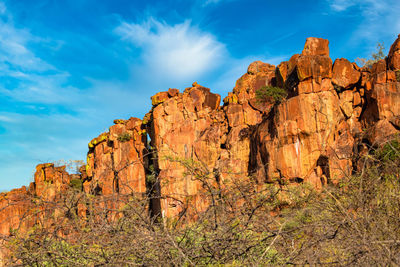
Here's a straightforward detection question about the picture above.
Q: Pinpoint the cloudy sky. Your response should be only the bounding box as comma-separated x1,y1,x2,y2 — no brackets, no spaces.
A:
0,0,399,191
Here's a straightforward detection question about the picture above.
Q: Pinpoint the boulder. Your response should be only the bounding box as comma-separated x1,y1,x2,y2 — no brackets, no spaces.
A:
388,34,400,71
332,58,361,89
302,37,330,57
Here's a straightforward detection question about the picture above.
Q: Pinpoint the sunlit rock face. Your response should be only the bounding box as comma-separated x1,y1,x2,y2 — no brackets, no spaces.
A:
388,34,400,71
85,117,148,196
253,37,346,187
1,35,400,243
146,63,277,218
0,163,72,236
0,187,31,236
146,83,225,218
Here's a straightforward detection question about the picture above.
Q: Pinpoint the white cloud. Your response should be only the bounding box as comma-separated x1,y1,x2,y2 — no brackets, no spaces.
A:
204,0,221,5
0,19,54,72
202,0,236,6
0,111,93,190
0,72,82,104
0,2,77,107
328,0,400,51
115,18,227,82
0,115,13,122
328,0,356,11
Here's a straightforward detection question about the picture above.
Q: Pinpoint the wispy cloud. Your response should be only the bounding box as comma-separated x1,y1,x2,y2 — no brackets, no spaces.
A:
0,1,288,192
0,3,78,107
203,0,222,5
0,13,54,73
115,18,227,82
0,111,92,190
328,0,356,11
0,115,13,122
327,0,400,43
201,0,236,6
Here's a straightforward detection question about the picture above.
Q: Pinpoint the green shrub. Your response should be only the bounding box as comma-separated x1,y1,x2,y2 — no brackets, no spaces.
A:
70,178,83,190
256,85,287,103
356,42,386,68
6,139,400,266
396,70,400,82
375,138,400,161
117,132,132,142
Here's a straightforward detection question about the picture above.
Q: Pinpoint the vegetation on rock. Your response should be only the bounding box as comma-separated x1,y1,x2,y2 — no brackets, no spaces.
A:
2,35,400,266
117,132,132,142
356,42,386,68
256,85,287,103
3,139,400,266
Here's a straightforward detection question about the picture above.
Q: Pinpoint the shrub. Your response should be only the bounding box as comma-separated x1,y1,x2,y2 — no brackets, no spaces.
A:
5,137,400,266
70,178,83,190
375,137,400,161
256,85,287,103
117,132,132,142
396,70,400,82
356,42,386,68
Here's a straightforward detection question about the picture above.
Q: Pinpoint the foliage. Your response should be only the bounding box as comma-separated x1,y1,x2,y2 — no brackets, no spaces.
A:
371,42,386,62
69,179,83,190
256,85,287,103
145,164,156,184
53,160,85,174
375,137,400,161
356,42,386,68
396,70,400,82
4,137,400,265
117,132,132,142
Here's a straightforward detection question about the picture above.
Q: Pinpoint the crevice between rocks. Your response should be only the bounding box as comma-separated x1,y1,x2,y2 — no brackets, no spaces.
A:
144,126,162,220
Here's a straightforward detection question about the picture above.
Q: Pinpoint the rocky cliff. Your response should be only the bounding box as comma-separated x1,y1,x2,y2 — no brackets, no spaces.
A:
1,35,400,238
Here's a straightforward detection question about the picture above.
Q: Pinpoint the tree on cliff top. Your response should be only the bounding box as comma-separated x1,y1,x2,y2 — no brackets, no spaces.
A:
356,42,386,68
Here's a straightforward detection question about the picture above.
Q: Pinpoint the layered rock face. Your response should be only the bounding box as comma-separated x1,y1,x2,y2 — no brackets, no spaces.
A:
1,34,400,236
252,38,351,187
0,187,31,236
146,63,277,217
146,85,225,218
0,163,72,236
85,117,148,196
222,61,276,182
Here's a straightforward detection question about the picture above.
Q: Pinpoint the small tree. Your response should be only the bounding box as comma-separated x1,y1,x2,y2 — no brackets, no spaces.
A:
356,42,386,68
256,86,287,104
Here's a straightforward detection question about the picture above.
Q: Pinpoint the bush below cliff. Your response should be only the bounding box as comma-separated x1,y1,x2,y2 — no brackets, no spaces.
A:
3,138,400,266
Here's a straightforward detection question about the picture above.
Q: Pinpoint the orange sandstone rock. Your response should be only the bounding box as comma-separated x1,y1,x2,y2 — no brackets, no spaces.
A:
332,58,361,89
302,37,330,57
388,34,400,71
2,35,400,246
85,117,147,196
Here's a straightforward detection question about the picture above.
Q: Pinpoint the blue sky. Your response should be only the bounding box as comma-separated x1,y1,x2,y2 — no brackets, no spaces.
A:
0,0,399,191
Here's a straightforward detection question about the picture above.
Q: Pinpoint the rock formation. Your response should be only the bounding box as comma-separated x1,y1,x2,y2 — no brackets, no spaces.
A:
1,35,400,246
85,117,148,196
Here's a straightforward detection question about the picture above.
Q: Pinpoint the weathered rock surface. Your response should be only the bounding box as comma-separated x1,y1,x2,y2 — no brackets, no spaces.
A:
85,117,148,196
388,34,400,71
332,58,361,89
302,37,330,57
0,163,75,236
147,83,225,218
0,187,31,236
33,163,71,200
1,34,400,249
